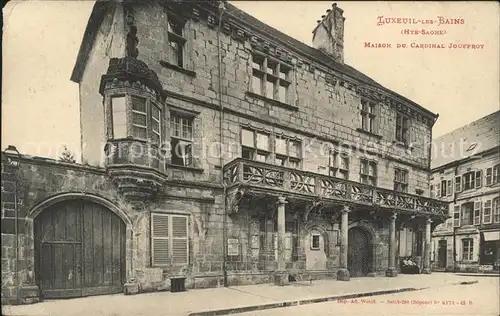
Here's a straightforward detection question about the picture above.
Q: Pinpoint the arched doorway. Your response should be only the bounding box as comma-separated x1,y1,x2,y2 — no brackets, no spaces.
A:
305,228,328,271
348,227,373,277
34,199,126,298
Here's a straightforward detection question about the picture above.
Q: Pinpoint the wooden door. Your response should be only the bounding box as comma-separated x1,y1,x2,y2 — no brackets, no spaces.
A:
35,200,126,299
437,240,447,268
348,227,372,277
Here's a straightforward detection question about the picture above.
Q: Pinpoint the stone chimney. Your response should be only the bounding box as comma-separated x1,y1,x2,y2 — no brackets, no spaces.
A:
312,3,345,63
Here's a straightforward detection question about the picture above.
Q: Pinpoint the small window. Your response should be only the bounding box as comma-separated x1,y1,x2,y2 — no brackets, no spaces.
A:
455,175,462,192
151,106,162,145
483,200,492,224
167,14,186,67
462,172,475,191
462,238,473,261
170,114,194,166
453,205,461,227
395,112,410,145
360,159,377,186
494,198,500,223
329,151,349,180
487,164,500,185
311,234,320,250
461,202,474,226
360,100,376,133
251,53,291,103
111,96,127,139
131,96,147,140
241,128,270,163
394,168,408,193
274,135,301,169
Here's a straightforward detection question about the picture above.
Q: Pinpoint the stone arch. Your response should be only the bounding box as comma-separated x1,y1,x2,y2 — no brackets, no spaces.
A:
304,224,330,257
348,221,377,276
29,192,132,227
27,192,134,286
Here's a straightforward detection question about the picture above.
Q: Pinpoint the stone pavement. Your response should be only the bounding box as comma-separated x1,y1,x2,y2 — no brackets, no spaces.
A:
2,273,477,316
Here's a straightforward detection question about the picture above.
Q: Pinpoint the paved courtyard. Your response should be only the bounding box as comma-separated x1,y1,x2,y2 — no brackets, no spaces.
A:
2,273,493,316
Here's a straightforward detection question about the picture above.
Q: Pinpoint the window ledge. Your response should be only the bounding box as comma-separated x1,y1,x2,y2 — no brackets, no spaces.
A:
392,140,413,150
356,128,382,139
159,60,196,77
167,163,204,173
245,91,299,111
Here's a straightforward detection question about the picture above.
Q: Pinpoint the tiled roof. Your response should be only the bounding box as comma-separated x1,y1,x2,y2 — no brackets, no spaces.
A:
431,110,500,169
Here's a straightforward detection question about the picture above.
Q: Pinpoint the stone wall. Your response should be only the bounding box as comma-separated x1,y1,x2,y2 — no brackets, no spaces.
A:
80,2,434,196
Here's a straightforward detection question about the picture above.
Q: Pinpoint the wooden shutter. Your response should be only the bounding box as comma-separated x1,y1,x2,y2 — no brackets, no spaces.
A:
473,201,481,225
171,215,189,265
447,180,452,196
453,205,461,227
184,144,193,167
436,184,441,198
475,171,482,188
485,167,493,185
151,213,169,266
483,200,492,224
455,176,462,193
430,185,434,198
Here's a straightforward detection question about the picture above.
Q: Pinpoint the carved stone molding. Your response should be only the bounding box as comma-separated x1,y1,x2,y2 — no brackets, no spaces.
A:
226,188,246,215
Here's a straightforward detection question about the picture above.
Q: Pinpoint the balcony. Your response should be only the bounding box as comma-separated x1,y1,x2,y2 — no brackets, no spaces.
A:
223,158,448,217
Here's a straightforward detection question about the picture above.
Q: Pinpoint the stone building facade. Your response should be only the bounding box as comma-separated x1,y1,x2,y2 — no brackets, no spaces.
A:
431,111,500,272
2,1,448,304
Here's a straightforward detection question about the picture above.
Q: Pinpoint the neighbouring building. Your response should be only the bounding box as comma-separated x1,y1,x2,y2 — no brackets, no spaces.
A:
431,111,500,272
1,1,449,304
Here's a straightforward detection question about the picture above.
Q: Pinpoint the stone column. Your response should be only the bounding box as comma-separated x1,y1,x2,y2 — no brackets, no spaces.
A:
422,218,432,274
337,206,350,281
385,212,398,277
274,196,288,285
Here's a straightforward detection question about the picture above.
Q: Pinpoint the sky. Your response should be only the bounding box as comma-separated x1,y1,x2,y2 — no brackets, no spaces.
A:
2,1,499,160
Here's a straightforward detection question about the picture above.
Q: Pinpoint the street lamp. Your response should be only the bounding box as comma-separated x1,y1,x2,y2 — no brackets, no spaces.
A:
3,145,21,166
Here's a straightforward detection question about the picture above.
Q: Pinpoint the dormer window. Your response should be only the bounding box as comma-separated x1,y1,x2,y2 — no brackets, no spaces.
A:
167,14,186,68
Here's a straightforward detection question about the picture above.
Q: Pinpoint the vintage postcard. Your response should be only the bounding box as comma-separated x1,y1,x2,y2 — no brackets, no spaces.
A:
2,1,499,316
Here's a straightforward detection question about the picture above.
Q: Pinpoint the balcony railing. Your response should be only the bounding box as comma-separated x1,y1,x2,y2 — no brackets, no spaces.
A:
223,158,448,216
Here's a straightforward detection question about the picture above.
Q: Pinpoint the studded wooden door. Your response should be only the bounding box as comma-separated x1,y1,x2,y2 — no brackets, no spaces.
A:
35,200,126,299
348,227,372,277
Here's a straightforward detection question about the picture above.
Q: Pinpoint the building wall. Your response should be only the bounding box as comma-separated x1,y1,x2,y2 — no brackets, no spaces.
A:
79,3,126,166
79,2,434,195
431,150,500,270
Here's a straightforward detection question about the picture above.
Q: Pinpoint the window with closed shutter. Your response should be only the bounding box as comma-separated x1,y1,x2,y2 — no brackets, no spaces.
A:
151,213,189,266
172,215,189,265
151,213,170,266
